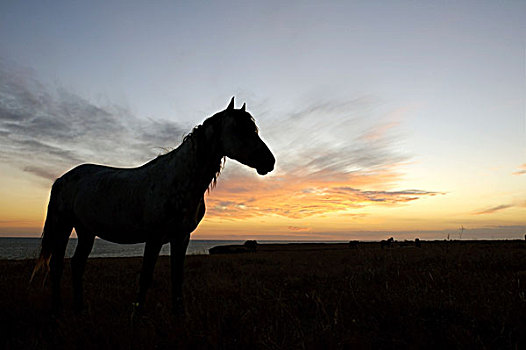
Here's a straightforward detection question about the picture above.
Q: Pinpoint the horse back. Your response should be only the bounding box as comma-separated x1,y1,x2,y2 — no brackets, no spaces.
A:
53,164,149,240
52,163,205,243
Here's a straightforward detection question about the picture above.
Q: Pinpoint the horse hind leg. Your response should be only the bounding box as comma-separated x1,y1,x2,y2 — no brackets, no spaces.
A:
71,229,95,312
48,223,73,314
33,178,73,313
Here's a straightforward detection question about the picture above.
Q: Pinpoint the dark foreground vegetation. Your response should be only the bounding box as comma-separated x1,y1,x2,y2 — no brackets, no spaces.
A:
1,240,526,349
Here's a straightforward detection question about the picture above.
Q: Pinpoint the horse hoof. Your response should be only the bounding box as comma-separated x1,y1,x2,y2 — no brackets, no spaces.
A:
51,301,63,317
172,300,186,319
74,305,89,316
172,307,185,316
73,301,84,314
130,302,144,326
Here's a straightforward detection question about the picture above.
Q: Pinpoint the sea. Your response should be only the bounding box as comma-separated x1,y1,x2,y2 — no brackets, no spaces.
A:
0,237,246,260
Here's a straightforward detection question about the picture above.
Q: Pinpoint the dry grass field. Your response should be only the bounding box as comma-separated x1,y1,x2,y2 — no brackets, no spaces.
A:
1,241,526,349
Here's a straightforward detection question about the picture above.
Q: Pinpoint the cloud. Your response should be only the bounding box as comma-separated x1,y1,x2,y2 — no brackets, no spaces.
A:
287,226,311,232
334,187,443,203
513,164,526,175
474,204,513,215
0,60,186,181
261,97,411,183
23,166,62,181
205,165,443,219
473,199,526,215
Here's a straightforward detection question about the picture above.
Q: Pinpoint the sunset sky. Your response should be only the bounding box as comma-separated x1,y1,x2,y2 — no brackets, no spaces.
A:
1,1,525,240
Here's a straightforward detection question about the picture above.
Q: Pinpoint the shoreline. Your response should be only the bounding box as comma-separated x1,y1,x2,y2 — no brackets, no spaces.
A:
1,238,525,261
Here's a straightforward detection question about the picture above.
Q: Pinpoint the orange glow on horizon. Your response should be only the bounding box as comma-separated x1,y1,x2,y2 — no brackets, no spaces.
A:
205,164,442,221
0,163,524,240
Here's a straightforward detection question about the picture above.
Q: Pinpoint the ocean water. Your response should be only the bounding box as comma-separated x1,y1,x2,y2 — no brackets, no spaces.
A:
0,237,244,260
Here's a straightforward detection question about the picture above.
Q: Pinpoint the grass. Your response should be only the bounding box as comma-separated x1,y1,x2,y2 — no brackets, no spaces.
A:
1,241,526,349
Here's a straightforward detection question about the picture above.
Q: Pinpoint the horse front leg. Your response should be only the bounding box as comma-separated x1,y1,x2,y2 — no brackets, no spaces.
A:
170,234,190,315
133,240,162,316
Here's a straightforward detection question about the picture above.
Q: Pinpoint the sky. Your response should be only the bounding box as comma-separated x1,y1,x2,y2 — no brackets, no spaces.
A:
0,0,525,240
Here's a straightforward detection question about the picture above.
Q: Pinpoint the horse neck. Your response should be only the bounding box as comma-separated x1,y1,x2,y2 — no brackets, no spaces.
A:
167,123,223,194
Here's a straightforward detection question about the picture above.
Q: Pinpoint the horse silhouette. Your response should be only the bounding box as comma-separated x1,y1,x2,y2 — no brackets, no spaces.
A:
31,97,275,315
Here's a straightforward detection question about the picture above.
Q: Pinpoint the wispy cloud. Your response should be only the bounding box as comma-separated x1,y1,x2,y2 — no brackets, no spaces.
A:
264,97,409,179
473,199,526,215
474,204,513,215
334,187,442,202
287,226,311,232
205,164,442,219
0,60,186,181
513,164,526,175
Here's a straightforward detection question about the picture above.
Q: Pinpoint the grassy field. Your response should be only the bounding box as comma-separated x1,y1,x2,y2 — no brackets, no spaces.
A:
1,241,526,349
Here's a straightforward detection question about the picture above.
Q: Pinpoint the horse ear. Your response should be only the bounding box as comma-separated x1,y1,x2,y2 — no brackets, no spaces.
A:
241,103,246,111
227,97,235,110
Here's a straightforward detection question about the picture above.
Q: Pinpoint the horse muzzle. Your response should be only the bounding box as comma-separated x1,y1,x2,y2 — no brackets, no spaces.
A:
256,153,275,175
257,168,271,175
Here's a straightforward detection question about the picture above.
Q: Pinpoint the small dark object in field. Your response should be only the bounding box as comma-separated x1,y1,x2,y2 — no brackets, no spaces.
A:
209,244,254,254
348,240,359,248
244,240,258,252
209,240,258,254
399,240,415,247
381,237,395,249
415,238,421,247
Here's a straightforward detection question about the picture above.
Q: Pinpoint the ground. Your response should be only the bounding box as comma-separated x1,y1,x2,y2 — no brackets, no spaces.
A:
1,241,526,349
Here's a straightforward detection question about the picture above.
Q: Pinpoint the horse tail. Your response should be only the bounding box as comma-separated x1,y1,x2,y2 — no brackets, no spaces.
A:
30,178,65,285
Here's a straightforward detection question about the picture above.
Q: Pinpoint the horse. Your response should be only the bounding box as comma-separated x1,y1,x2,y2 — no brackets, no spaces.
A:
30,97,275,315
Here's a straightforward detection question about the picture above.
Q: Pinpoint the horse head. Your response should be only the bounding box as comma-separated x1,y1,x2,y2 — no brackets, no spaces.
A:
220,97,275,175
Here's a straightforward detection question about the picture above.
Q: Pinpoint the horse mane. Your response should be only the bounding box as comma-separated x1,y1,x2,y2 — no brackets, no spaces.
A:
182,112,225,191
